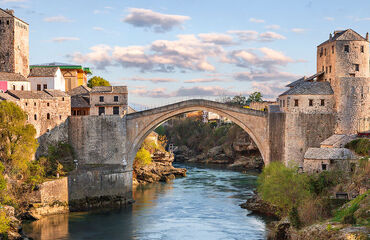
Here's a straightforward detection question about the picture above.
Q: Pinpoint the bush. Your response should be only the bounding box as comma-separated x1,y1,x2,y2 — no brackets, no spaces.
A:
345,139,370,156
135,147,152,166
0,208,10,234
307,171,342,196
257,162,311,215
26,160,45,189
289,206,301,229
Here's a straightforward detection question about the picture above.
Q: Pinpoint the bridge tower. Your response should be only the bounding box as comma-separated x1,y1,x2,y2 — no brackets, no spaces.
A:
316,29,370,134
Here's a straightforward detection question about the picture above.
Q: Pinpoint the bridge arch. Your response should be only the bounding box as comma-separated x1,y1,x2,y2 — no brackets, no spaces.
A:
126,100,269,169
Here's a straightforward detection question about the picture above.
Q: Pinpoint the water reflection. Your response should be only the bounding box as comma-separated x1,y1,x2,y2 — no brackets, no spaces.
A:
23,163,267,240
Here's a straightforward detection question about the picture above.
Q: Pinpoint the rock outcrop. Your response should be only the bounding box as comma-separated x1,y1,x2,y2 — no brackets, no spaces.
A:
133,151,186,185
174,130,264,171
240,193,281,219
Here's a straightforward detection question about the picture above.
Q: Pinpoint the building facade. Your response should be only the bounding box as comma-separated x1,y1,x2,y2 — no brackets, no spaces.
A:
0,9,29,77
30,63,91,91
0,72,30,92
68,85,128,116
0,90,71,137
28,67,66,91
279,29,370,134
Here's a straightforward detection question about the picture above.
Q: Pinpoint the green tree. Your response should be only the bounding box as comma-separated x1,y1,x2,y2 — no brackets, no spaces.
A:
0,101,38,175
257,162,311,215
247,92,263,103
87,76,111,88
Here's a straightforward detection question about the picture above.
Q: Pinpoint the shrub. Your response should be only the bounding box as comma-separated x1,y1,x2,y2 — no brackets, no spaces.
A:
289,206,301,229
307,171,342,196
0,208,10,234
26,160,45,189
345,139,370,156
135,147,152,166
257,162,311,215
333,191,369,224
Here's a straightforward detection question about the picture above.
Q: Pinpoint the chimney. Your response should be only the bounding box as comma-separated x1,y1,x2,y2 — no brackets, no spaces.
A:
5,9,14,16
366,32,369,41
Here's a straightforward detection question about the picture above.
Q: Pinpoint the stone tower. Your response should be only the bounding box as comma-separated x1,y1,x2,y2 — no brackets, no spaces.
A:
0,9,29,77
316,29,370,134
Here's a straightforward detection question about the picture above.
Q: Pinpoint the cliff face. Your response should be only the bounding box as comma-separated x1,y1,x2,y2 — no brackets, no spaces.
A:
173,128,264,171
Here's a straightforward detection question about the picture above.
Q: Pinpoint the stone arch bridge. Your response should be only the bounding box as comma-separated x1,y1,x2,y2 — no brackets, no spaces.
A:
65,99,334,205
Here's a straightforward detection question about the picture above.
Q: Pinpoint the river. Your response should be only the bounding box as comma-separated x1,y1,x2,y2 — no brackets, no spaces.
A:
23,163,270,240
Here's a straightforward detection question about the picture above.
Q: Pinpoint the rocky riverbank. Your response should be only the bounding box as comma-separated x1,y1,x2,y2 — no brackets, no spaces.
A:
174,130,264,171
133,151,186,185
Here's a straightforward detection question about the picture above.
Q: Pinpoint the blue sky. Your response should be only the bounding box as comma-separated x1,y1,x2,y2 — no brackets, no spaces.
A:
2,0,370,105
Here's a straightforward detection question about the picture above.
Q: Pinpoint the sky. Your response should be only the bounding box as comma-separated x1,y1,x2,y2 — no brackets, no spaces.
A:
2,0,370,106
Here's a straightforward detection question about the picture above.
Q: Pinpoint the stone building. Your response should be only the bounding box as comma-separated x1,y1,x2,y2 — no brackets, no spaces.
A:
28,67,66,91
0,72,30,92
279,29,369,134
303,147,356,173
0,8,29,77
30,63,91,91
0,89,71,137
68,85,128,116
249,101,277,111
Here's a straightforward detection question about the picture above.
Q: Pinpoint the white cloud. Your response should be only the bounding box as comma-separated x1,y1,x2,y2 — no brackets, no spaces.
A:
249,17,265,23
234,71,298,82
265,24,280,30
184,78,230,83
126,76,178,83
198,33,234,45
71,44,113,70
251,81,289,100
51,37,80,42
131,86,241,98
93,27,104,31
228,30,286,42
123,8,190,33
324,17,334,21
291,28,306,33
228,47,293,71
44,15,73,23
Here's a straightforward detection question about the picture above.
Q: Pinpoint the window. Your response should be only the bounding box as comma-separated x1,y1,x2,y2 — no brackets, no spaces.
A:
47,102,50,106
324,48,326,56
283,100,285,107
34,114,37,120
25,102,28,106
322,66,324,72
99,107,105,115
34,102,36,106
6,20,9,25
113,106,119,115
332,45,334,54
21,85,24,91
43,84,47,90
62,97,65,101
37,84,41,91
59,115,62,120
99,96,104,102
329,66,332,73
309,99,313,106
344,45,349,52
361,46,364,53
114,96,118,102
12,85,15,90
294,99,299,107
326,66,328,73
320,47,323,57
321,99,325,106
321,163,327,171
355,64,359,71
47,113,50,120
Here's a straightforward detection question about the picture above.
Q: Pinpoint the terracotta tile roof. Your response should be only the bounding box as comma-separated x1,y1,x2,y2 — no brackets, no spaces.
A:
90,86,128,94
28,67,59,77
304,147,356,160
71,95,90,108
280,81,333,96
0,72,29,82
67,85,91,96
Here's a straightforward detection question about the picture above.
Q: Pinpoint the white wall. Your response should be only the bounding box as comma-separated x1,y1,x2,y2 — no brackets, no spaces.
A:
28,69,66,91
7,81,31,91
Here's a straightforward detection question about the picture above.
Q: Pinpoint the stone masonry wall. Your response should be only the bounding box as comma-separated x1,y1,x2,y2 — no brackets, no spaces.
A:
68,115,127,165
268,111,285,163
0,14,15,73
284,113,336,166
279,94,334,114
13,18,29,77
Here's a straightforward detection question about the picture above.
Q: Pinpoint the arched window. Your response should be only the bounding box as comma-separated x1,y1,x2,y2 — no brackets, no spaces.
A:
21,85,24,91
34,114,37,120
12,85,15,90
47,113,50,120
